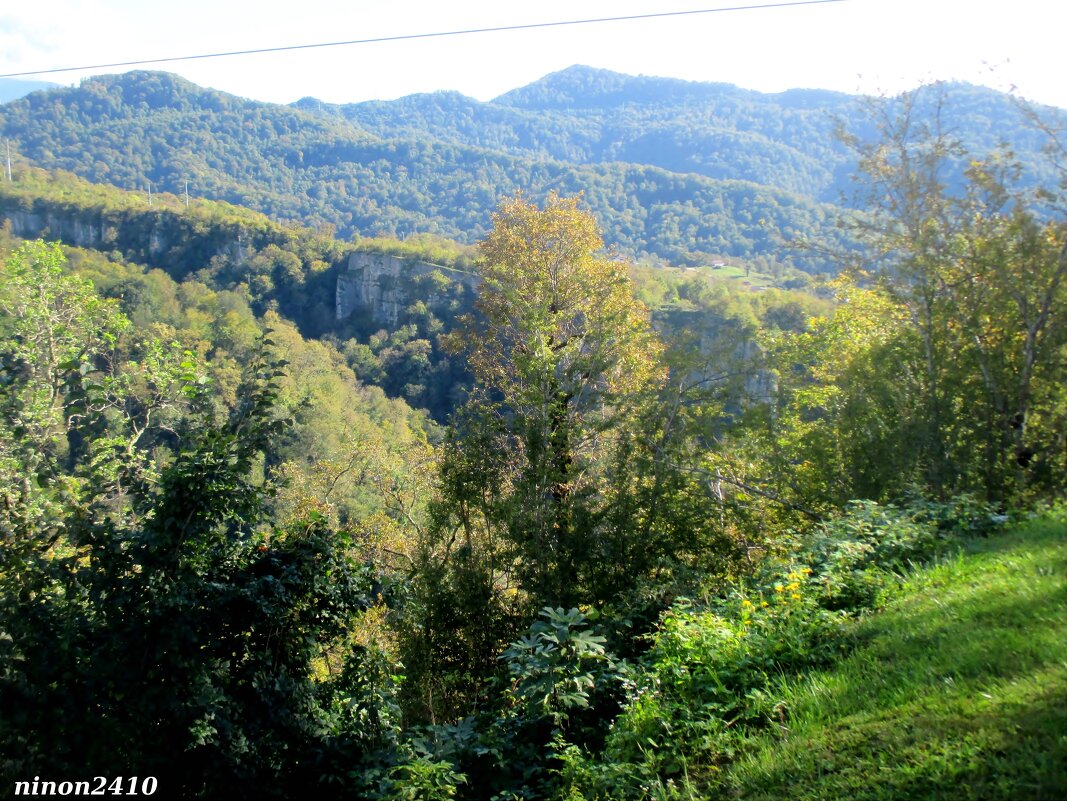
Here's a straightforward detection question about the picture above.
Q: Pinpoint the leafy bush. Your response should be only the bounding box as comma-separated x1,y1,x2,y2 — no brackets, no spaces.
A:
564,497,1004,799
502,608,627,728
414,608,631,801
380,750,467,801
601,583,847,791
792,496,998,610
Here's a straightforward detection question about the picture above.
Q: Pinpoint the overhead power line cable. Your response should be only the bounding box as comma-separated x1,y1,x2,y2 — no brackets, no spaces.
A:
0,0,845,80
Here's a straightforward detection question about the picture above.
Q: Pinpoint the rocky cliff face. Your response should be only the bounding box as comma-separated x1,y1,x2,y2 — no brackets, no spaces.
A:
1,201,249,276
336,251,479,325
4,208,138,254
0,196,482,331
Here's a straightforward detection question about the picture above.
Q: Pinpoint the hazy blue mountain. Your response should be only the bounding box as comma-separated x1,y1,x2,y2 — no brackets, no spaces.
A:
302,67,853,201
0,78,61,104
312,65,1065,204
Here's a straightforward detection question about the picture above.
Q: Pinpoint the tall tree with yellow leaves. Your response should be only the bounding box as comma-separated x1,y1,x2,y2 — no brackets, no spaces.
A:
453,194,666,606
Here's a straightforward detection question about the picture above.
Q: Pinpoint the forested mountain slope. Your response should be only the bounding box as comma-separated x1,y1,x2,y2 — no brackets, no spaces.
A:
308,65,1065,203
0,70,853,271
4,67,1059,271
0,167,479,418
0,167,822,424
306,66,857,201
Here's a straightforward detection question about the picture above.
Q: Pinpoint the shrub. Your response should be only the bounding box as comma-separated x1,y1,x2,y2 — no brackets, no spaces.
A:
573,497,1002,798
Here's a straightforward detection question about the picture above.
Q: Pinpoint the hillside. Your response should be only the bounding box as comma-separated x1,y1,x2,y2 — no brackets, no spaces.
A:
0,70,851,271
550,509,1067,800
0,167,482,417
314,66,857,200
725,514,1067,799
0,166,824,423
4,67,1058,273
306,65,1066,203
6,67,1062,273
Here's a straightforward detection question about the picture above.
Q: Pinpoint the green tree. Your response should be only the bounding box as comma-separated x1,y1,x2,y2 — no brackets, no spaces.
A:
445,193,666,607
0,245,416,796
754,88,1067,507
844,91,1067,501
400,195,684,724
0,241,200,541
752,278,919,508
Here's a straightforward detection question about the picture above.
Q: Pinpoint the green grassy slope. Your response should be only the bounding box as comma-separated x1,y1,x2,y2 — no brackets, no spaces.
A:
726,515,1067,801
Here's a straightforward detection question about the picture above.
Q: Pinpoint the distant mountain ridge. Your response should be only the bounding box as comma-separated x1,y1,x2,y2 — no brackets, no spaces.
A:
494,65,846,110
311,65,1065,204
1,66,1062,271
0,78,60,104
299,66,857,201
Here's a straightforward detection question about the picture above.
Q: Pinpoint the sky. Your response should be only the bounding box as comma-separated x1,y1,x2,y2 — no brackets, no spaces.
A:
0,0,1063,109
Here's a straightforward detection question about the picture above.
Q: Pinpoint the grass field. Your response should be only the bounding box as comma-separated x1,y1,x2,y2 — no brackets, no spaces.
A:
704,263,777,289
724,514,1067,800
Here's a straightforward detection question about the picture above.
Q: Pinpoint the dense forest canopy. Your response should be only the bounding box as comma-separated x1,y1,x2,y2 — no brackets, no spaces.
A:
0,71,1065,799
0,164,826,422
5,67,1063,273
